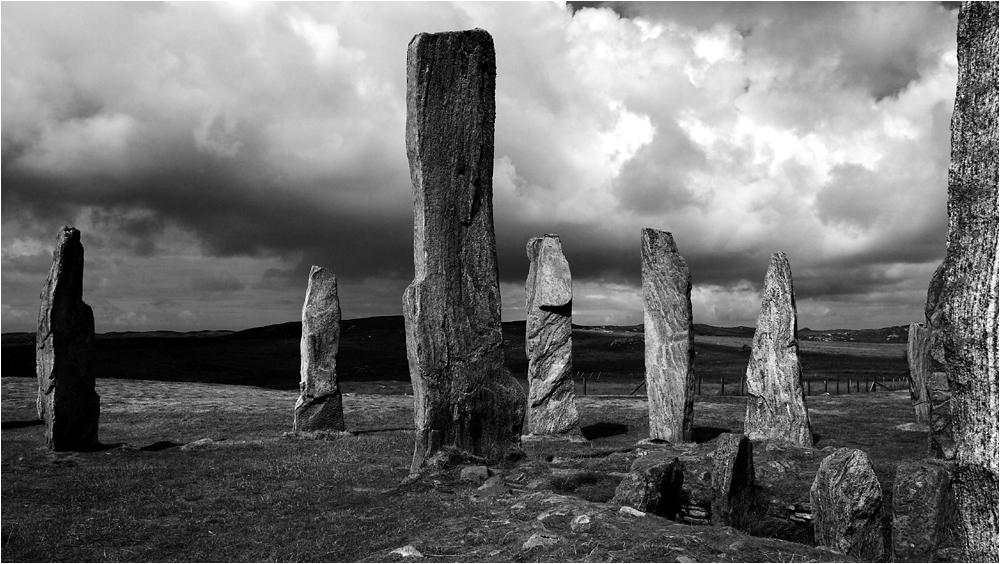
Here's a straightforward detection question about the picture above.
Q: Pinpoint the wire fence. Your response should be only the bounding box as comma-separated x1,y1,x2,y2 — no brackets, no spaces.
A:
572,371,911,397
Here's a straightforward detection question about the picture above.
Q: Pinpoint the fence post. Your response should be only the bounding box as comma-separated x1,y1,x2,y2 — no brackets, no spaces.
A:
698,374,702,396
583,374,587,396
740,376,745,396
824,379,828,394
720,376,725,396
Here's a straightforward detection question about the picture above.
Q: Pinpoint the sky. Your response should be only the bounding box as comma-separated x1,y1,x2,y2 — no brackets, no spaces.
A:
1,1,961,333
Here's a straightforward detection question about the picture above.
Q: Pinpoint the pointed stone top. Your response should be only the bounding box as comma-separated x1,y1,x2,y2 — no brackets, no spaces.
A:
527,235,571,308
764,252,794,298
58,226,81,242
641,228,678,254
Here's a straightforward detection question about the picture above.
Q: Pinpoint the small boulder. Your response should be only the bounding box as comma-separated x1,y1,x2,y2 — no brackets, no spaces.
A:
611,453,683,516
522,532,562,550
460,465,492,483
619,506,646,517
810,448,885,561
570,514,592,532
389,545,423,559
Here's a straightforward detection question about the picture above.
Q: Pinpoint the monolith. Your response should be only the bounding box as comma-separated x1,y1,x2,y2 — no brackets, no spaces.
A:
524,234,578,436
402,28,525,474
744,252,813,447
905,322,931,426
810,448,885,561
36,226,99,451
892,459,958,562
939,3,999,560
641,228,694,442
294,266,344,432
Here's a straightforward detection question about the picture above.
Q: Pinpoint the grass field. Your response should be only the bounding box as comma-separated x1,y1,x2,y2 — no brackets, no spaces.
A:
2,319,921,562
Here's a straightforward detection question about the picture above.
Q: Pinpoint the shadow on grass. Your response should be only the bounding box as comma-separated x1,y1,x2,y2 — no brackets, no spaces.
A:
139,440,185,452
1,419,43,430
692,426,731,443
581,422,629,440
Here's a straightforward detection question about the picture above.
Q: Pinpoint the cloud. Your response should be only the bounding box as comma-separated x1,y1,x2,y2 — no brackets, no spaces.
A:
1,2,958,332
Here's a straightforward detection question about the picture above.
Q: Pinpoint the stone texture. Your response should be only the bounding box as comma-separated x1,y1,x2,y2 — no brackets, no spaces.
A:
641,228,694,443
711,433,756,529
524,234,578,436
402,28,525,474
36,226,99,451
744,252,813,447
905,322,932,426
927,371,955,459
892,459,959,562
612,453,684,517
939,4,999,560
293,266,344,432
810,448,885,561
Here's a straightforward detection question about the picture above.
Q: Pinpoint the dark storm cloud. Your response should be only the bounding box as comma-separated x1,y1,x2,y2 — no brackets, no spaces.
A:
1,2,958,331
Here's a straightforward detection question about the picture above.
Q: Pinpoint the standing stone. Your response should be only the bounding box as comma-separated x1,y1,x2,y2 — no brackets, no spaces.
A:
711,433,756,529
293,266,344,432
36,226,99,451
905,322,931,426
892,459,958,562
641,228,694,442
925,263,954,459
939,3,999,560
402,29,525,474
744,253,813,447
524,234,579,436
810,448,885,561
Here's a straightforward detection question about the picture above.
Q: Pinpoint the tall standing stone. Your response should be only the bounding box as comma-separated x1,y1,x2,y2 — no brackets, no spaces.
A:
403,29,525,474
811,448,885,561
524,234,578,436
939,3,999,560
294,266,344,432
641,228,695,443
905,323,932,426
36,226,99,451
744,253,813,447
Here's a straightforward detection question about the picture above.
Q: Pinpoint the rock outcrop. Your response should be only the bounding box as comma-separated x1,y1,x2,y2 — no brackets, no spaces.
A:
924,264,954,459
402,28,525,474
641,228,694,443
293,266,344,432
810,448,885,561
892,459,958,562
524,234,578,436
36,226,99,451
905,322,931,426
939,3,999,560
744,253,813,447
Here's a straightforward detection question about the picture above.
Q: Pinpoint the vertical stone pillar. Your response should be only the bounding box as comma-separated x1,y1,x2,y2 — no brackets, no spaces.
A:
939,3,999,560
294,266,344,432
905,322,931,426
925,263,954,459
892,459,958,562
524,234,579,437
36,226,99,451
403,29,525,474
744,252,813,447
641,228,695,442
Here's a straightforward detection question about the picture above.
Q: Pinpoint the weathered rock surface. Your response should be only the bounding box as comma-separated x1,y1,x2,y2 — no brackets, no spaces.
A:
711,433,756,529
293,266,344,432
36,226,99,451
744,252,813,447
612,452,684,517
641,228,694,443
892,459,959,562
927,371,955,459
939,4,999,560
810,448,885,561
402,28,525,474
524,234,578,436
905,322,932,426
